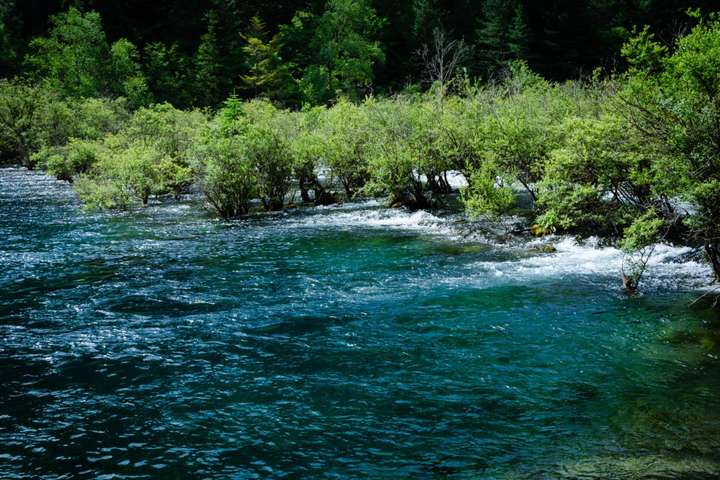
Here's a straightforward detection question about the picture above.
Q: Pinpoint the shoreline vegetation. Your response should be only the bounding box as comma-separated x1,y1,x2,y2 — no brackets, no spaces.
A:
1,6,720,298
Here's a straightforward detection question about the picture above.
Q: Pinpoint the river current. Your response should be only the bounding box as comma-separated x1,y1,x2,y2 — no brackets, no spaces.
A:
2,167,720,479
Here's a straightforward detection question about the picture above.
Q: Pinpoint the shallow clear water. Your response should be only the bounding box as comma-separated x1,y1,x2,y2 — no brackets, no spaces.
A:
2,168,720,479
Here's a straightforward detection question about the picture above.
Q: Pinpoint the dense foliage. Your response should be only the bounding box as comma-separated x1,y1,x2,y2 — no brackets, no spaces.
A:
2,4,720,291
2,1,717,106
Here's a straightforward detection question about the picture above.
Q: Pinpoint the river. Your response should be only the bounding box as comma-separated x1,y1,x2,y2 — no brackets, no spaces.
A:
1,167,719,479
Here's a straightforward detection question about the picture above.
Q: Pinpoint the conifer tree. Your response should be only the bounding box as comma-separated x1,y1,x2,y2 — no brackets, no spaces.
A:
476,0,529,75
241,16,296,104
507,3,529,60
300,0,385,104
194,11,222,107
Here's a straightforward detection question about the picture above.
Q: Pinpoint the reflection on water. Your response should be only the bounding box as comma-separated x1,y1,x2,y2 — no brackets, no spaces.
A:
1,168,719,479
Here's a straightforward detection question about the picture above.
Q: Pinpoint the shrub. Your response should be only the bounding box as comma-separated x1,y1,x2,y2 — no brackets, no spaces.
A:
120,103,205,167
289,107,333,204
74,174,132,210
75,142,166,208
535,115,650,235
484,87,560,201
408,99,455,197
198,135,257,218
0,80,66,166
620,14,720,280
37,139,107,182
244,125,293,211
0,79,129,169
72,97,130,139
365,97,428,208
318,98,372,197
436,92,495,176
215,99,294,211
30,97,129,178
104,103,205,197
462,162,515,218
69,104,204,210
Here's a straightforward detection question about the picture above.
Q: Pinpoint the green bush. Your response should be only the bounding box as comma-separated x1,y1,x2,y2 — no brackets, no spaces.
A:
484,87,559,201
0,79,129,169
72,97,130,139
214,99,294,211
122,104,205,156
198,135,257,218
620,13,720,280
435,92,495,176
38,139,107,182
30,97,129,178
76,142,194,209
535,115,649,235
74,174,132,210
65,103,203,209
0,80,65,166
462,162,515,218
364,97,428,207
75,143,165,208
408,99,454,197
317,98,372,198
288,107,332,204
244,125,293,211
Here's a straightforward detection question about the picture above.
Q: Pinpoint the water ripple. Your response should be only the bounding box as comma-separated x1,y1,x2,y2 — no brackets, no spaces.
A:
2,168,720,479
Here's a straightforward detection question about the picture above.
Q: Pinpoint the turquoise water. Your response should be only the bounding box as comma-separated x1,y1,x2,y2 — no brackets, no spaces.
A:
2,168,720,479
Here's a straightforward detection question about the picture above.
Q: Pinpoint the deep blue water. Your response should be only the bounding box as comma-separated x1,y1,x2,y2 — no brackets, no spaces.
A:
2,168,720,479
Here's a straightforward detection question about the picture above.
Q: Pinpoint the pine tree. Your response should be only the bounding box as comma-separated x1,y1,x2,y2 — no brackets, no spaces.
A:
412,0,440,42
303,0,385,103
241,16,296,104
0,0,15,75
507,3,529,60
194,10,222,107
476,0,529,75
143,41,194,108
476,0,507,69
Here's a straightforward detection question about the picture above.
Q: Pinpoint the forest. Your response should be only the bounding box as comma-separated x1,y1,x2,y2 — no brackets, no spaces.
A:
3,0,720,103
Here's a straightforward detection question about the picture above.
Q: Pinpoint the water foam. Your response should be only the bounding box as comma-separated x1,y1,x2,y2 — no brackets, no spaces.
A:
472,236,713,291
283,203,456,236
278,202,715,291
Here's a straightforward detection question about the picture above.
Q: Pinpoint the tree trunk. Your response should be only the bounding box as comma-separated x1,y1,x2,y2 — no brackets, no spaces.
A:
342,180,353,199
299,174,311,203
705,241,720,282
623,274,638,293
412,181,429,210
264,197,284,211
17,140,32,169
518,177,537,202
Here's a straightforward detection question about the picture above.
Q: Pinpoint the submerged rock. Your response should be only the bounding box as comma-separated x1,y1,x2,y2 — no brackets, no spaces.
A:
433,243,490,255
528,244,558,254
557,454,720,479
450,214,531,244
